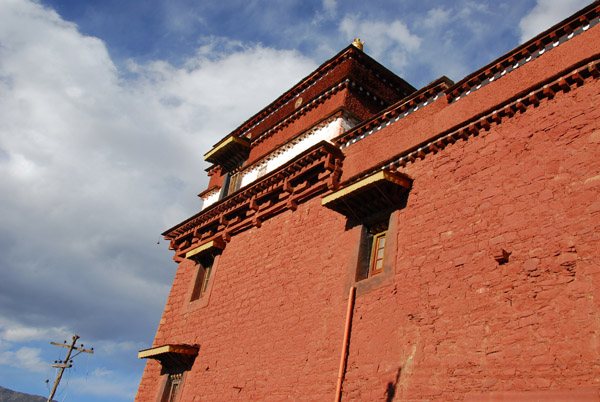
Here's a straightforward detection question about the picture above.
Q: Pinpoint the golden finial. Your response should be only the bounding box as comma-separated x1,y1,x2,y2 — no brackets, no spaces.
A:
352,38,364,51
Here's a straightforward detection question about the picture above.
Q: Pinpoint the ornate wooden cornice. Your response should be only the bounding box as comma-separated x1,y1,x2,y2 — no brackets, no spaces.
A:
233,45,413,142
446,1,600,102
164,141,344,256
335,77,453,148
339,56,600,188
200,45,415,175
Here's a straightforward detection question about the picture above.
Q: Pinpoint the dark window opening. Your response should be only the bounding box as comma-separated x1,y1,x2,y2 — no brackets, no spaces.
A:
369,225,387,276
228,171,242,195
220,161,245,200
161,373,182,402
356,218,390,281
190,253,215,301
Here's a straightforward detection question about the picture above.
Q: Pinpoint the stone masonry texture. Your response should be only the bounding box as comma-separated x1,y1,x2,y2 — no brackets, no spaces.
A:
137,4,600,401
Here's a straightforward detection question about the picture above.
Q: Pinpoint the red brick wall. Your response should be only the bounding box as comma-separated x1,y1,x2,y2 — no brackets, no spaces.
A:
138,74,600,401
138,21,600,402
342,77,600,401
138,196,358,401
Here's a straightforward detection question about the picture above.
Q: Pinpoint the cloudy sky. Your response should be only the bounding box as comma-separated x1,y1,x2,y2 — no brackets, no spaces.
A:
0,0,593,400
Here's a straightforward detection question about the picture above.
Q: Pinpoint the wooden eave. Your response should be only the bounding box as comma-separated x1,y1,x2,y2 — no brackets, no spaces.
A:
138,344,198,373
322,170,412,220
163,141,344,253
204,136,250,172
185,239,225,259
446,1,600,101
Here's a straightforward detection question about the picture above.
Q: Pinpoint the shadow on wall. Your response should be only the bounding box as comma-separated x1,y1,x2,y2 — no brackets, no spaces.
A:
385,366,402,402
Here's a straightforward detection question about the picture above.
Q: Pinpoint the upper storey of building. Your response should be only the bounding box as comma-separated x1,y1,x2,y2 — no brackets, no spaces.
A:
199,40,416,208
162,2,600,261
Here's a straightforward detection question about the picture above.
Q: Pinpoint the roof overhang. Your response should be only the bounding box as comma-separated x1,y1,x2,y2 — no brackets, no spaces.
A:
204,136,250,171
322,170,412,220
138,344,198,373
185,239,225,259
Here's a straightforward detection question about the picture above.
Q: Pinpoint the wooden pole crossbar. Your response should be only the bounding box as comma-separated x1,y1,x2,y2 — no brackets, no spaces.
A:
47,334,94,402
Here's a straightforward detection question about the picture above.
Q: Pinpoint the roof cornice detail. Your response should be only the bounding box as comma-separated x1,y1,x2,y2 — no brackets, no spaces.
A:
251,78,384,146
336,77,454,148
335,3,600,152
237,46,410,140
163,141,344,256
337,56,600,188
446,1,600,103
201,46,414,159
197,185,221,199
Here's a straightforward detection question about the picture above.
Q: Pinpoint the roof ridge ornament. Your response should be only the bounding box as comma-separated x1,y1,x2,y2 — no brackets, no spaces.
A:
352,38,364,51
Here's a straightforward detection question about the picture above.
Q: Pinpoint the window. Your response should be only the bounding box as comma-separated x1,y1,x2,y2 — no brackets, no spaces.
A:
356,219,389,281
190,254,214,301
220,164,245,200
369,226,387,276
138,344,197,402
161,373,182,402
227,171,242,195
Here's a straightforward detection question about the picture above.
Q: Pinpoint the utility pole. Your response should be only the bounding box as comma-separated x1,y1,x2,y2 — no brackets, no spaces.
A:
47,334,94,402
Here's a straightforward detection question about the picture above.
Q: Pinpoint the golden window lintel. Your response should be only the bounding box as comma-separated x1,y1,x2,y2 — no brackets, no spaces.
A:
203,136,250,161
321,169,411,206
185,239,224,259
138,344,198,359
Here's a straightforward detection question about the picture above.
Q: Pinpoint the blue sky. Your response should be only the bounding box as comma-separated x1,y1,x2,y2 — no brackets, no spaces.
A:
0,0,592,400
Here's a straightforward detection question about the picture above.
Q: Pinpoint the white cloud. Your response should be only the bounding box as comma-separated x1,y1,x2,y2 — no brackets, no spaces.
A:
339,16,421,71
323,0,337,16
0,318,70,342
0,344,46,373
519,0,592,42
423,7,451,29
0,0,316,352
312,0,337,25
91,367,113,377
93,339,146,356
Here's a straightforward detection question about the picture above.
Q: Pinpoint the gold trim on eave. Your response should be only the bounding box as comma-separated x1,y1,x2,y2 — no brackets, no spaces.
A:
322,170,411,206
138,344,198,359
204,136,250,161
185,240,221,259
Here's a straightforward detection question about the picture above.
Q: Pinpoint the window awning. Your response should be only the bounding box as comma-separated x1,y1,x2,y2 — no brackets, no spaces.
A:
204,136,250,171
321,170,411,220
138,344,198,373
185,239,225,259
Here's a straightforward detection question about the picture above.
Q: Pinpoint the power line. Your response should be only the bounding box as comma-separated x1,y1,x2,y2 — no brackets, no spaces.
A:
47,334,94,402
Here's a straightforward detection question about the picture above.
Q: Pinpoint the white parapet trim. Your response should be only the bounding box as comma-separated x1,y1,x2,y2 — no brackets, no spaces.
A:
241,116,354,187
200,187,222,211
200,115,356,211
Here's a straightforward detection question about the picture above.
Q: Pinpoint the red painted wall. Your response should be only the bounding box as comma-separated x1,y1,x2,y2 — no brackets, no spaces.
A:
342,77,600,401
137,12,600,402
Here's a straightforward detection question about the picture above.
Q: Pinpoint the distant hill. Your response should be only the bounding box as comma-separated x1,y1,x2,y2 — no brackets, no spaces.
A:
0,386,52,402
